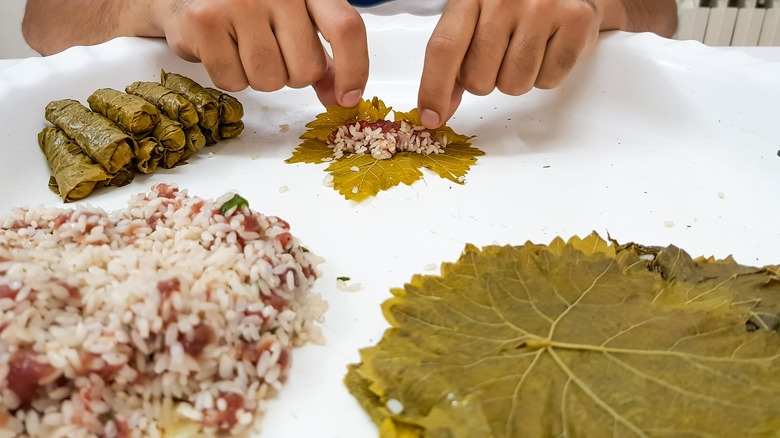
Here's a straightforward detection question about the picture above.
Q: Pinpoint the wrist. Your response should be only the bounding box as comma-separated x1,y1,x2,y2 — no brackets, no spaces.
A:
118,0,167,38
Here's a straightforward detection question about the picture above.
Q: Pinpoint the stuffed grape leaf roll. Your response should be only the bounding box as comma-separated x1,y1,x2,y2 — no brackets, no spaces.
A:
160,70,219,131
87,88,161,136
179,125,207,163
219,121,244,139
160,149,185,169
126,81,199,128
152,114,187,152
45,99,135,173
134,136,163,174
106,164,135,187
205,87,244,124
38,126,110,202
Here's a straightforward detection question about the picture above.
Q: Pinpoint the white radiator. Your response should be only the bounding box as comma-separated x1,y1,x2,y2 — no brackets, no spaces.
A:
676,0,780,45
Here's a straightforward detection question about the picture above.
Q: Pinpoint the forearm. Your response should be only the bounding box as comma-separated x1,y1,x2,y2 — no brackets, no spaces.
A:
598,0,678,38
23,0,165,55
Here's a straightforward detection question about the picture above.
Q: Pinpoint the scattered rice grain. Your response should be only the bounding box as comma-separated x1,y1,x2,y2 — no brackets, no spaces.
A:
336,279,362,293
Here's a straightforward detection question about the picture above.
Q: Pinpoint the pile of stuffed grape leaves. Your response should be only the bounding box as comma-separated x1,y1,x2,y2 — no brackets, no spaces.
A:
38,71,244,202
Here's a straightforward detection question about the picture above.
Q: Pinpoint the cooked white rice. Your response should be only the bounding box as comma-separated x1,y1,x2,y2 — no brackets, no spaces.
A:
328,120,447,160
0,184,326,437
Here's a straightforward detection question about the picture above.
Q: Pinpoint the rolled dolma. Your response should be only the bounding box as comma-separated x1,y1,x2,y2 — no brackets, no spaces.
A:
126,81,199,128
45,99,135,173
219,121,244,139
203,127,220,146
160,70,219,131
87,88,161,137
160,149,184,169
179,125,207,163
38,126,110,202
134,136,162,174
107,164,135,187
152,114,186,152
205,87,244,124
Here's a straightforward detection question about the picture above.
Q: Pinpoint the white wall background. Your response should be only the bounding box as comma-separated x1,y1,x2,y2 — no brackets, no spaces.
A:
0,0,38,58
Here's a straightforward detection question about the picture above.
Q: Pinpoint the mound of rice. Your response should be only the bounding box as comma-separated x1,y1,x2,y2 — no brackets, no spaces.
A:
0,184,326,437
327,120,447,160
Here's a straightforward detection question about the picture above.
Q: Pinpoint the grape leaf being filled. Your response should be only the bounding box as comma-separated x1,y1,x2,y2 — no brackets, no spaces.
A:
345,233,780,437
286,98,483,201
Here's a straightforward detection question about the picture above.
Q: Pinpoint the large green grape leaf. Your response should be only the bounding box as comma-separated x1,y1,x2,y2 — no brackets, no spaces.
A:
286,98,483,201
346,233,780,438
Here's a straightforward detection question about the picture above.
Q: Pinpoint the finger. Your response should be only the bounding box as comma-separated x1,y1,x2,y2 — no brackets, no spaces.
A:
233,10,289,92
166,3,249,91
313,51,339,107
535,5,598,89
270,1,328,89
440,80,465,126
168,42,201,63
457,2,516,96
417,0,479,129
195,27,250,92
494,19,551,96
308,0,368,107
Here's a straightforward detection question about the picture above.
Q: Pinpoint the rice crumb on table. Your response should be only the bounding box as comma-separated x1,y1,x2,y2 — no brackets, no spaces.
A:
322,174,334,188
0,183,326,437
336,279,362,293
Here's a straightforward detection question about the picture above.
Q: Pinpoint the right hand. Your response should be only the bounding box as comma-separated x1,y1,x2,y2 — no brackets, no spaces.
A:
154,0,369,107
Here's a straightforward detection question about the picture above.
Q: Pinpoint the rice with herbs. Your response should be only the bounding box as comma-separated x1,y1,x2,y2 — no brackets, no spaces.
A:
0,184,326,437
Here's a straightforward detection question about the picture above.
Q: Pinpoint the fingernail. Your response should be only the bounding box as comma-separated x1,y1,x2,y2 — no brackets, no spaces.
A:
420,109,440,129
341,89,362,107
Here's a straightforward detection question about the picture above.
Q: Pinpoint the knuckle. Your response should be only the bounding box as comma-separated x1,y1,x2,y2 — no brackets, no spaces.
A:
287,61,327,89
534,77,561,90
170,42,199,62
534,67,568,89
330,12,366,39
562,2,598,28
212,77,247,92
555,47,579,72
425,34,459,58
204,65,248,92
496,78,532,96
183,3,222,28
458,71,493,97
248,74,286,92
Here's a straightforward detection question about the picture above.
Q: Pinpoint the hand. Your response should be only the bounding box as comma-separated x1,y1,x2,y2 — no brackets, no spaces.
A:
417,0,604,129
155,0,369,107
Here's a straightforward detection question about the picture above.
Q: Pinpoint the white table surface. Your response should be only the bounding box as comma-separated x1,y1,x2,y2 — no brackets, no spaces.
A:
1,14,779,437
